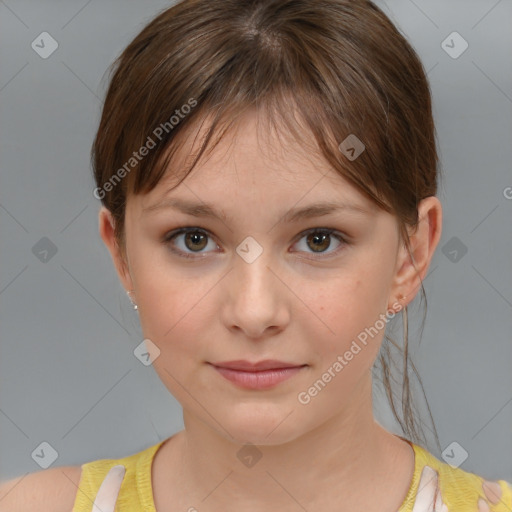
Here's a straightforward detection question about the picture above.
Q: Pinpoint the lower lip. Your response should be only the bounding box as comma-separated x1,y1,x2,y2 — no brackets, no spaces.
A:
211,365,306,390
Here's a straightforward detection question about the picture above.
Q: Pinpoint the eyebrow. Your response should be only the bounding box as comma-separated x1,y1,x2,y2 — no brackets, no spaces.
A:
142,197,372,223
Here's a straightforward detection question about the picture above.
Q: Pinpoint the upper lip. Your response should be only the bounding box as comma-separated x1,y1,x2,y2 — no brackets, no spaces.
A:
210,360,306,372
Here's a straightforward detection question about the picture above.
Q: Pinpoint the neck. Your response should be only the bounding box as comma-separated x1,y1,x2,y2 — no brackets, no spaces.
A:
163,375,413,511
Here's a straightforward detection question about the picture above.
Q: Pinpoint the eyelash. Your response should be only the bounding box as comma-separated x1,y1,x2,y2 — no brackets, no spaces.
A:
162,226,349,260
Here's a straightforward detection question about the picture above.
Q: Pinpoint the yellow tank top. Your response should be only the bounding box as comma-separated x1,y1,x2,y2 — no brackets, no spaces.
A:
72,436,512,511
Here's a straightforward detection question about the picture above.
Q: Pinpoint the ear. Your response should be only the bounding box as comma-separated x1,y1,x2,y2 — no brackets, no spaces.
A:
98,206,134,294
388,196,443,309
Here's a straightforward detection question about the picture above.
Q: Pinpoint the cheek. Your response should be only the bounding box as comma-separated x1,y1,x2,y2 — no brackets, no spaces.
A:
138,278,207,342
134,257,220,358
310,277,374,337
135,270,212,396
299,282,386,410
310,277,389,366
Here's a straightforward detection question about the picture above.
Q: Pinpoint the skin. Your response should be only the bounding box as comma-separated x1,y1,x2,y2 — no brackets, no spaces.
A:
99,109,442,511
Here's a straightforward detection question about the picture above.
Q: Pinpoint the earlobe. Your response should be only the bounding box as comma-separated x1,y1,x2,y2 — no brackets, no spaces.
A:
98,206,134,293
390,196,443,306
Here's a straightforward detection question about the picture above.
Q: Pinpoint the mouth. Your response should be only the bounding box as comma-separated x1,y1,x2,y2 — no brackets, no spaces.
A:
208,360,308,390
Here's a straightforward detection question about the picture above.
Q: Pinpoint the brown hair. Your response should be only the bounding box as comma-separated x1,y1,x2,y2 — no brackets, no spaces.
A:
92,0,442,452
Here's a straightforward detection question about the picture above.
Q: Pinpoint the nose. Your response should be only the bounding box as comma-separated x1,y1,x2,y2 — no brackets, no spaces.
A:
221,247,290,340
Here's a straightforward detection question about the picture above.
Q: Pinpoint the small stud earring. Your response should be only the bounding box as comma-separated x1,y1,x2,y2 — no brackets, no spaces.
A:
126,290,138,310
392,294,408,312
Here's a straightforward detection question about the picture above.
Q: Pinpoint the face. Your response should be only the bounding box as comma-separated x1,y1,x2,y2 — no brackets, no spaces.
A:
103,110,413,446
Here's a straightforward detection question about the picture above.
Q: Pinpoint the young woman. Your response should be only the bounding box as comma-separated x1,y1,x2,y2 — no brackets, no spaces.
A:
2,0,510,510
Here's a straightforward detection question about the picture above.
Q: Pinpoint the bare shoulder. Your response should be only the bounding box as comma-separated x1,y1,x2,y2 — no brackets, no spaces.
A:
0,465,82,512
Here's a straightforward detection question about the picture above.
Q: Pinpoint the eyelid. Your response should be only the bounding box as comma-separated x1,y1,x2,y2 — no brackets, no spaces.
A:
291,227,348,244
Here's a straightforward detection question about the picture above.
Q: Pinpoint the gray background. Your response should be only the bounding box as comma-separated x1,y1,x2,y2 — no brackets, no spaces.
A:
1,0,511,484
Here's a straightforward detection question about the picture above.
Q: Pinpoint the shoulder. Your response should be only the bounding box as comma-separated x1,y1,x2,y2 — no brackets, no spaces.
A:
0,441,165,512
0,465,82,512
72,440,167,511
410,443,512,510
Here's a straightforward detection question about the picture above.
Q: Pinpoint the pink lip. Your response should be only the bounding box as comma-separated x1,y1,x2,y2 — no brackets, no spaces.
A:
211,359,304,371
208,360,307,390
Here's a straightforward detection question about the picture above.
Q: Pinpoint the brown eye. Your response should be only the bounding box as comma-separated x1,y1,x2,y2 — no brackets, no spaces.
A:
163,227,218,259
163,226,348,261
184,231,208,251
306,232,331,252
292,228,347,258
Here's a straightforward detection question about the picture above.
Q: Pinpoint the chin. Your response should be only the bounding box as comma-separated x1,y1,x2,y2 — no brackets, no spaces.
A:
218,409,304,447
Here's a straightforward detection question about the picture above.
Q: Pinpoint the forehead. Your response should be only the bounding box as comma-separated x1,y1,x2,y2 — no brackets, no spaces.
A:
136,108,376,211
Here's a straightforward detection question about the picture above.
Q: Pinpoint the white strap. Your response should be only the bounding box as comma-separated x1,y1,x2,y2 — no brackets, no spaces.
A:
91,464,126,512
410,465,448,512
